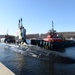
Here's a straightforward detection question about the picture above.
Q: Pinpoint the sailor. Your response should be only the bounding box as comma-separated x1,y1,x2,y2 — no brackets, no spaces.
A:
21,26,27,44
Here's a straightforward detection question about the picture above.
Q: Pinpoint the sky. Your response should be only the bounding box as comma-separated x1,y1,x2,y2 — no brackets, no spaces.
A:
0,0,75,36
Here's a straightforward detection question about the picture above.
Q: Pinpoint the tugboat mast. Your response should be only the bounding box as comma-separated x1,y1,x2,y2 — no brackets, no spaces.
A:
52,21,54,31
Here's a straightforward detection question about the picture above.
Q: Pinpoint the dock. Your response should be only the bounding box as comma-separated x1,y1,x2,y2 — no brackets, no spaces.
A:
0,62,15,75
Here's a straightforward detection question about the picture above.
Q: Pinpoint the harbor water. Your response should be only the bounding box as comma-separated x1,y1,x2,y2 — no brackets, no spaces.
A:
0,41,75,75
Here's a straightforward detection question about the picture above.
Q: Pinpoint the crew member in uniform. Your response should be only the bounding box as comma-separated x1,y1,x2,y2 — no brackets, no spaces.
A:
21,26,27,44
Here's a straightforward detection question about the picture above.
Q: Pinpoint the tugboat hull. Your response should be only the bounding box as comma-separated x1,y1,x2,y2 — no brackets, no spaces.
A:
31,39,75,50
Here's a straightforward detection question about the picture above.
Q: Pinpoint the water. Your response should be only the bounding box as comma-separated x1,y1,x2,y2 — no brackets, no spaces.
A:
0,42,75,75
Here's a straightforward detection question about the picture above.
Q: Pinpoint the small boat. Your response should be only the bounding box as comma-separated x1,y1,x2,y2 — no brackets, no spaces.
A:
4,35,15,43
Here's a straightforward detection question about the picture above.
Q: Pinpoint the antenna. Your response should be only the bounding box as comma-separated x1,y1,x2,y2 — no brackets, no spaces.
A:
7,30,8,35
52,21,54,30
18,19,20,29
21,18,23,27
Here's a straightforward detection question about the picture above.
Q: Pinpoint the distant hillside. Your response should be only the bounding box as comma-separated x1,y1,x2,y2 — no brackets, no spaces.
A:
0,35,15,39
0,32,75,40
26,34,39,39
26,32,75,39
58,32,75,38
0,35,5,38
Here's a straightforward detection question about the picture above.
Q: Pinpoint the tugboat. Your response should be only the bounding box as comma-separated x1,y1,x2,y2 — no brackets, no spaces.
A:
43,21,64,49
4,30,15,43
31,21,75,50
